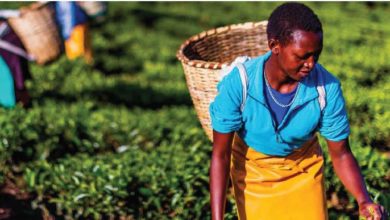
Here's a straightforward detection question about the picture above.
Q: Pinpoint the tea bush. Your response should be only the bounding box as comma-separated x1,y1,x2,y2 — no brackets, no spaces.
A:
24,135,212,219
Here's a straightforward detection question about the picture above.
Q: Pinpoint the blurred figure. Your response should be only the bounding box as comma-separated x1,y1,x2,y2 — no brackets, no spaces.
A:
55,2,93,63
77,2,107,23
0,56,15,108
0,21,31,108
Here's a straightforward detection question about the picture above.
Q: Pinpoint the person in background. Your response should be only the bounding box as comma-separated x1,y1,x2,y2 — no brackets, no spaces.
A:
0,21,30,108
77,2,107,23
55,2,93,64
0,55,15,108
209,3,387,220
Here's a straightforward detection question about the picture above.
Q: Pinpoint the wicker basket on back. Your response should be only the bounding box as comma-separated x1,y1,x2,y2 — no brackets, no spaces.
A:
177,21,269,141
8,2,62,65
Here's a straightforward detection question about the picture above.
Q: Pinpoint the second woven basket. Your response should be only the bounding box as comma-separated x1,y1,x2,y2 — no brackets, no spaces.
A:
177,21,269,141
8,2,62,65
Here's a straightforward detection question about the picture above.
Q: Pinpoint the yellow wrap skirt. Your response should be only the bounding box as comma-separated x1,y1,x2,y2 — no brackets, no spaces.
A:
230,134,328,220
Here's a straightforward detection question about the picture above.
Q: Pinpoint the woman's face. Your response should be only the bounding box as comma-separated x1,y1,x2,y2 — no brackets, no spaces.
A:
274,30,323,81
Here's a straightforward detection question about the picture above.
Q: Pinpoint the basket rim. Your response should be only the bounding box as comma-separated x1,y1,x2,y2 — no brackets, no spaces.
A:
15,2,50,17
176,20,268,70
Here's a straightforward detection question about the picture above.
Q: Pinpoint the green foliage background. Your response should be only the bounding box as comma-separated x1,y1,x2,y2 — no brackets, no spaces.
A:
0,2,389,219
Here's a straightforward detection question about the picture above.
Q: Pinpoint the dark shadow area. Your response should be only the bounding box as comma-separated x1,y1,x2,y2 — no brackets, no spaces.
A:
91,49,144,76
33,92,78,105
83,81,192,109
364,1,390,9
0,181,43,220
33,81,193,110
129,5,195,29
326,185,359,219
370,139,390,153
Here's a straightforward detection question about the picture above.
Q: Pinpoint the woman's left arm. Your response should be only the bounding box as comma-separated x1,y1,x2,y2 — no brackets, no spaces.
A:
327,138,387,220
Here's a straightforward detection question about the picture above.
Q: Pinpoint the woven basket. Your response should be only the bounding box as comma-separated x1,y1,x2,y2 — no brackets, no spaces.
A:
8,2,62,65
177,21,269,141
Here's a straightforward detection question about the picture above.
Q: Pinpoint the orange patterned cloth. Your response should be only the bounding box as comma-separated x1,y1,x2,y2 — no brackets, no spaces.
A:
230,134,328,220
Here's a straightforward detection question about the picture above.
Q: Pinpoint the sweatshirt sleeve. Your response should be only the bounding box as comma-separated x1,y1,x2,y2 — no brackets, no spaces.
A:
209,67,243,133
318,73,350,141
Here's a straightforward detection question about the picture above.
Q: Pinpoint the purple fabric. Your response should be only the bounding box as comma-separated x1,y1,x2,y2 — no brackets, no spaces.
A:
0,26,30,91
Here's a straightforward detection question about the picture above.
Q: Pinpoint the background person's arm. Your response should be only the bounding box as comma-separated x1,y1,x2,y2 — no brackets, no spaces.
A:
210,131,234,220
326,138,387,219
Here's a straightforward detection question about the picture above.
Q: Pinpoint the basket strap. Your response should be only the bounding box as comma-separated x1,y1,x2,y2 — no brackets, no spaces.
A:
236,62,248,112
0,22,9,38
0,39,35,61
0,10,20,18
0,2,51,19
317,71,326,111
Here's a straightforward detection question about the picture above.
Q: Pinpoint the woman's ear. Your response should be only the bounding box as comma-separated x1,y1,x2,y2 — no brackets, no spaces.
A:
268,39,280,54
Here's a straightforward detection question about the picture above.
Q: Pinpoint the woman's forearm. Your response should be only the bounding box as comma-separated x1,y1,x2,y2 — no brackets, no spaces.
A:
210,151,231,220
327,139,372,205
210,131,234,220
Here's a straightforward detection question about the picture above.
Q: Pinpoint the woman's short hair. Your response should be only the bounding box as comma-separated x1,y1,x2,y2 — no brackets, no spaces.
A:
267,2,323,45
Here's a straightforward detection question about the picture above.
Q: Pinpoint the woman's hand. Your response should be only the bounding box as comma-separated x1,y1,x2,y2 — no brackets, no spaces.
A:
359,201,388,220
326,138,388,220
